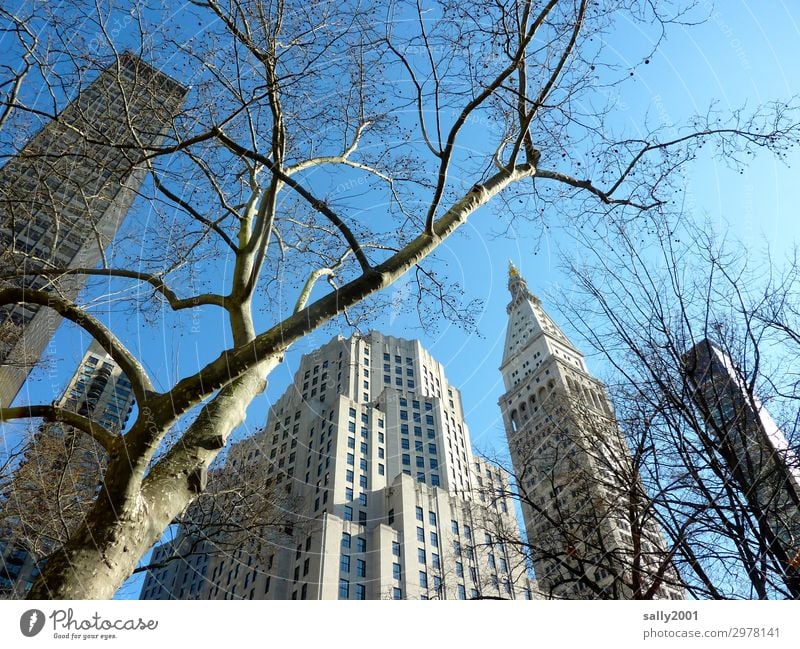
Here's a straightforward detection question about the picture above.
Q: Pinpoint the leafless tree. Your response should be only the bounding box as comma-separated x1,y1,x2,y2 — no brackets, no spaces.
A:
555,216,800,598
0,0,798,598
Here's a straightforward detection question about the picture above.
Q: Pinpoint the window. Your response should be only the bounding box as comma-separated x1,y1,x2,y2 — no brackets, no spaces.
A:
339,579,349,599
431,474,440,486
500,558,508,573
428,444,437,455
359,510,367,526
457,584,466,600
355,584,366,600
429,511,437,526
359,458,367,471
392,541,400,556
360,441,368,453
356,537,367,553
345,487,353,500
378,431,385,442
419,572,428,588
416,456,425,468
432,553,440,570
401,424,409,435
415,440,423,453
393,563,402,580
378,448,385,459
430,532,438,547
347,453,355,465
418,548,426,564
415,506,423,521
388,510,395,525
346,470,354,483
341,555,351,573
417,472,425,483
451,520,459,535
402,454,411,466
344,506,353,521
402,438,410,450
455,561,464,577
393,587,402,600
417,527,425,542
359,493,367,506
400,410,408,421
359,475,367,488
356,559,366,577
348,437,355,448
378,463,385,475
488,554,496,569
426,415,434,425
342,532,351,549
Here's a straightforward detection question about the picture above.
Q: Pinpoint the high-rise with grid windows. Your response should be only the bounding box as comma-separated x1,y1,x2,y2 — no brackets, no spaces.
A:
0,53,185,409
140,332,537,600
0,339,135,596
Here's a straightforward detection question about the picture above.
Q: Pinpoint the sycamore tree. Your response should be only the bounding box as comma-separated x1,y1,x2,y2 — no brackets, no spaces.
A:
0,0,798,599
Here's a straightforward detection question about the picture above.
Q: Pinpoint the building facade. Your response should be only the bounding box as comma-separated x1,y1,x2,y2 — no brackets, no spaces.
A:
140,332,537,600
498,264,682,599
0,53,185,408
684,338,800,571
0,339,135,596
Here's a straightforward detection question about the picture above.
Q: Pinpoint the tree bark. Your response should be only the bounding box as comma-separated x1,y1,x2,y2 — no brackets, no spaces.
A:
27,357,277,599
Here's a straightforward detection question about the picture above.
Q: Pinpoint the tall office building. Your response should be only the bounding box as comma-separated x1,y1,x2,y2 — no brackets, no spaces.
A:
141,332,537,600
498,264,682,599
0,339,135,596
683,338,800,570
0,53,186,408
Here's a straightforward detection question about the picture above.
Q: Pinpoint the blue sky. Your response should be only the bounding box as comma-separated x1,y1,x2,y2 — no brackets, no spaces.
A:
4,1,800,598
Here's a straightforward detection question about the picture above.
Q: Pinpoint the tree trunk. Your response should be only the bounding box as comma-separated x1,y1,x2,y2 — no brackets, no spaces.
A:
27,358,277,599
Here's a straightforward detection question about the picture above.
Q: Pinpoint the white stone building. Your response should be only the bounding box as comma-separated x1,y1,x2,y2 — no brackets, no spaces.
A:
498,264,682,599
141,332,536,600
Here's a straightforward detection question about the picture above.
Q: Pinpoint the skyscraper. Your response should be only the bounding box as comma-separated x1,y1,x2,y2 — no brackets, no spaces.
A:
683,338,800,571
0,53,186,408
140,332,537,600
498,264,682,599
0,339,135,596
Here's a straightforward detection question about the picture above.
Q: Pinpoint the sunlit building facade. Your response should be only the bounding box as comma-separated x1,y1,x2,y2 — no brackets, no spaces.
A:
498,264,682,599
141,332,537,600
